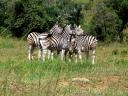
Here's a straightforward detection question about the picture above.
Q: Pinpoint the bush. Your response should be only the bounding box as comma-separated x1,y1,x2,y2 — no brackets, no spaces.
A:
0,0,128,42
0,27,12,37
4,0,81,37
80,0,122,41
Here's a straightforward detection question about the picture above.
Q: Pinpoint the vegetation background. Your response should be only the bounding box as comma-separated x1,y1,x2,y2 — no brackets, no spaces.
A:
0,0,128,96
0,0,128,41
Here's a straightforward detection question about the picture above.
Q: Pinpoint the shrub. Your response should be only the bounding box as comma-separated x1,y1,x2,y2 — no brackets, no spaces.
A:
80,0,122,41
0,27,12,37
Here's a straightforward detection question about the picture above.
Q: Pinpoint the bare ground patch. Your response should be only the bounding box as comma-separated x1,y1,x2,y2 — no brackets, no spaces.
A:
58,75,128,91
0,75,127,95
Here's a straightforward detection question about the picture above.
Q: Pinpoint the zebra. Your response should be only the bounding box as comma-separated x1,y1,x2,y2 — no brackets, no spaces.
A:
73,25,84,35
47,23,63,59
27,32,49,60
38,24,74,61
65,25,84,62
50,23,63,35
69,26,98,64
27,24,62,60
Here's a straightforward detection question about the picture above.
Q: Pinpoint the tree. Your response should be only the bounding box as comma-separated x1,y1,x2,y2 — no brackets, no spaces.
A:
4,0,81,37
106,0,128,40
80,0,122,41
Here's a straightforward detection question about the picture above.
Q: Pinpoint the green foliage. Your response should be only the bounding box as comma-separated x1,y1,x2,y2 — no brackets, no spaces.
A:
122,28,128,43
0,27,12,37
0,0,128,41
80,0,122,41
3,0,82,37
0,0,8,27
106,0,128,40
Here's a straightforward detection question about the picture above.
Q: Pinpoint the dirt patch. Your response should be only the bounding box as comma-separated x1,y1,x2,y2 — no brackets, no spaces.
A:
103,75,120,82
58,75,127,91
92,75,120,90
4,75,127,94
9,81,31,93
58,79,69,87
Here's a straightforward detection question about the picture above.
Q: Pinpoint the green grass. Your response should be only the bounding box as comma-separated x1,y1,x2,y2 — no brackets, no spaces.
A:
0,37,128,96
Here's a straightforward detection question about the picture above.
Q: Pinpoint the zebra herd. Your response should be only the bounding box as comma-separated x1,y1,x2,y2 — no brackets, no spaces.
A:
27,24,97,64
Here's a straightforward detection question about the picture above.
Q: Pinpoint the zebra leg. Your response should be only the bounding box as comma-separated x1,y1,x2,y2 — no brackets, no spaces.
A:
42,49,47,62
28,45,33,60
75,54,78,63
51,52,54,60
47,50,51,60
78,50,82,62
68,51,72,62
41,44,48,62
47,49,54,60
38,47,42,61
39,39,48,62
92,49,95,64
57,50,60,55
60,49,65,61
85,50,89,61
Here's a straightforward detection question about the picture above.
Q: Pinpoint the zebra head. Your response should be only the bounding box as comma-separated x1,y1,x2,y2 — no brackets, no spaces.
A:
59,24,75,50
68,34,76,51
50,24,63,35
63,24,73,34
73,25,84,35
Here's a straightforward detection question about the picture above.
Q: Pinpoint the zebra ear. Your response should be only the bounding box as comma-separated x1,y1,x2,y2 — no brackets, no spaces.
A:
78,25,81,28
69,24,71,27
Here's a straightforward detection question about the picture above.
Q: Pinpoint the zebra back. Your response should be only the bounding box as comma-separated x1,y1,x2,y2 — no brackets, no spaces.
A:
46,24,74,50
27,32,40,46
70,24,97,50
75,35,97,51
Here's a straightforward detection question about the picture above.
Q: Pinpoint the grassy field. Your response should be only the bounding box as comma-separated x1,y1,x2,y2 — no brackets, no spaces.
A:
0,37,128,96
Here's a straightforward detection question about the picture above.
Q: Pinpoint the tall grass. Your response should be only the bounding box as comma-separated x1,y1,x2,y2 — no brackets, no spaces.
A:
0,37,128,96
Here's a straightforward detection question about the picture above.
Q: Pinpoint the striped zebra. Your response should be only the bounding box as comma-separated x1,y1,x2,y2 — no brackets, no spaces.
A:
27,32,48,60
65,25,85,61
47,23,63,59
50,23,63,35
27,24,62,60
73,25,84,35
38,24,74,61
69,27,97,64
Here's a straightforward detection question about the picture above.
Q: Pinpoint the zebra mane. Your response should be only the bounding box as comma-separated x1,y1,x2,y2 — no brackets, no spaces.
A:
75,32,90,36
60,25,66,35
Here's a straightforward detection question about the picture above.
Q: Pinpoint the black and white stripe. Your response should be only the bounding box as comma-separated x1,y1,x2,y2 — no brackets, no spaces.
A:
39,24,74,61
27,24,63,60
27,24,97,63
48,23,63,59
70,34,97,64
27,32,42,60
68,25,97,64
